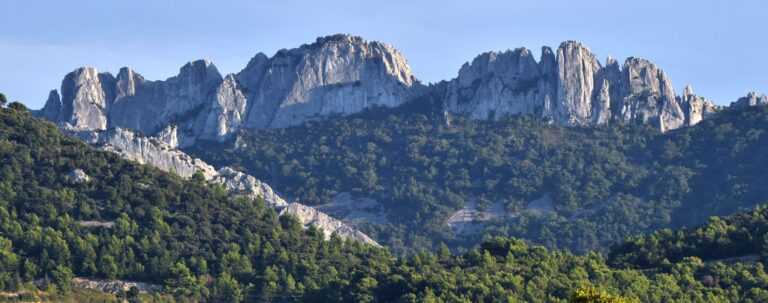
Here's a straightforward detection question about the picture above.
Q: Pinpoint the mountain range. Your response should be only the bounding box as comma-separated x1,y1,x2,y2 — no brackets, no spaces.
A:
39,34,762,145
5,33,768,301
32,34,768,252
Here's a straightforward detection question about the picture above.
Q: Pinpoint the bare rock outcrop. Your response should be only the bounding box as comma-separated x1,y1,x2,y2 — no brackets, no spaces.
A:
40,68,114,130
618,57,685,131
41,35,728,137
211,167,289,208
65,169,91,183
240,34,417,129
40,34,416,142
442,48,549,119
555,41,602,125
109,61,222,135
733,92,768,107
439,41,721,131
197,74,248,141
71,277,161,294
280,203,378,244
680,85,721,126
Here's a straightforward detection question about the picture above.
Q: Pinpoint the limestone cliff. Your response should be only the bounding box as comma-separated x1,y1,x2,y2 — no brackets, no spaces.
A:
439,41,721,131
41,35,726,137
41,34,416,142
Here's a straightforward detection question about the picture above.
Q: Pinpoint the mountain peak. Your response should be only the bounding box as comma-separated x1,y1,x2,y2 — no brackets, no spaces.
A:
558,40,593,54
179,59,221,80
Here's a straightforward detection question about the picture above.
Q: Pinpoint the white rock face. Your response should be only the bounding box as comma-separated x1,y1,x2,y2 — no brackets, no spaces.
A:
211,167,289,208
240,34,416,129
42,61,222,137
70,126,218,179
280,203,378,244
680,85,721,126
41,35,726,137
41,34,416,141
556,41,602,125
446,198,508,236
733,92,768,107
109,61,223,134
155,124,181,149
41,68,114,130
211,169,378,244
440,41,721,131
442,48,551,119
593,78,612,124
71,277,161,294
65,169,91,183
63,126,378,245
618,57,685,131
197,74,248,141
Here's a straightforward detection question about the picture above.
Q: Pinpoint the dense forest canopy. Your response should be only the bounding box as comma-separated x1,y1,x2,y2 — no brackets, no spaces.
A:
190,100,768,255
1,98,768,301
609,204,768,269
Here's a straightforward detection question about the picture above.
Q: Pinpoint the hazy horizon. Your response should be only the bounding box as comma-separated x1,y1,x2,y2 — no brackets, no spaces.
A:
2,0,766,108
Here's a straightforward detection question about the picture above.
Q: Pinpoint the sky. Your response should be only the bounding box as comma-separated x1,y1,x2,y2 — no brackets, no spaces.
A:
1,0,766,109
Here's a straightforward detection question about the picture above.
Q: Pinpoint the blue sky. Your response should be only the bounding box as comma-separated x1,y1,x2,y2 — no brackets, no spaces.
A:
1,0,766,109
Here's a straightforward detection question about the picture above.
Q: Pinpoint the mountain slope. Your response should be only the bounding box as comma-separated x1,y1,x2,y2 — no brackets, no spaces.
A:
188,100,768,255
65,124,377,245
608,204,768,269
3,99,768,302
0,103,392,301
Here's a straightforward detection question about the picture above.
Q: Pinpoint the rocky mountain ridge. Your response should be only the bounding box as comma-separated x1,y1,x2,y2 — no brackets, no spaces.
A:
40,34,417,145
441,41,723,131
38,34,738,138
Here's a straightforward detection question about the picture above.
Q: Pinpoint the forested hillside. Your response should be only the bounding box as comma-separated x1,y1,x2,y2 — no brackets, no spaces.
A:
0,101,394,301
609,204,768,269
190,100,768,255
3,97,768,301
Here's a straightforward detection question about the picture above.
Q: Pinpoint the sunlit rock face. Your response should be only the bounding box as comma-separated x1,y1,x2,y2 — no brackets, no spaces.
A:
41,34,416,141
680,85,721,126
439,40,718,131
733,92,768,107
41,67,114,131
41,35,724,143
555,41,603,125
239,34,417,129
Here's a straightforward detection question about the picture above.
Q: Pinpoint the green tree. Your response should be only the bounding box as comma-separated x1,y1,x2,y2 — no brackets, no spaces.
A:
49,264,74,292
213,272,243,303
571,287,637,303
0,236,19,290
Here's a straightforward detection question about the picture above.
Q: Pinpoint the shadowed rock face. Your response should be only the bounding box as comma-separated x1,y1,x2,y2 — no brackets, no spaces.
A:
41,34,723,142
108,60,223,134
442,47,551,120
